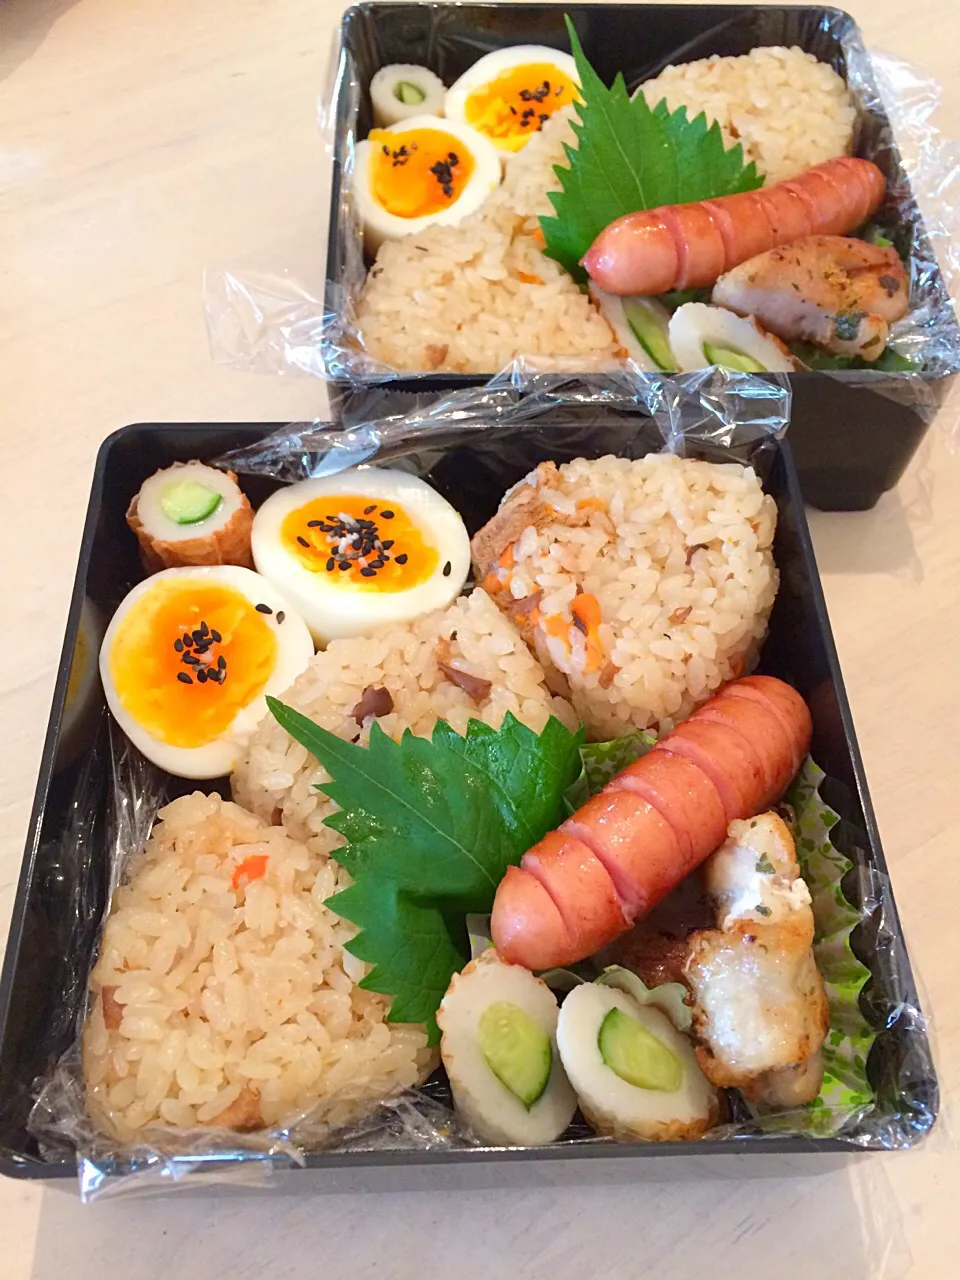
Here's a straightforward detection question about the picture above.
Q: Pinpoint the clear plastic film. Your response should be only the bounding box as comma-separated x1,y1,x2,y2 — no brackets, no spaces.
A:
19,370,938,1199
204,5,960,431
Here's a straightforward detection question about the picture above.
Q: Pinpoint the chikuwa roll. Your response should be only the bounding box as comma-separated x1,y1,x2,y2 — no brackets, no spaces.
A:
437,949,577,1145
370,64,446,126
556,982,719,1142
126,461,254,572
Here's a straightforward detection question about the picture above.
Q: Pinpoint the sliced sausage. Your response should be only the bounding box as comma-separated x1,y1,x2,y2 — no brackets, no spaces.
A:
523,830,628,957
562,789,684,919
607,751,727,865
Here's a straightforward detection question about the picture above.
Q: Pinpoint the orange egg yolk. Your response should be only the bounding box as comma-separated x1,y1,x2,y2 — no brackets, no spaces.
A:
465,64,577,151
280,495,439,593
369,127,475,218
109,580,277,749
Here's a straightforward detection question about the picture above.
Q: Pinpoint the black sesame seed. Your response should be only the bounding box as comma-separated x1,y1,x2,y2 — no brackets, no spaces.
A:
255,603,272,615
326,557,335,571
200,621,209,637
297,535,310,547
177,672,193,685
276,611,285,624
197,669,208,684
174,639,184,653
182,633,192,647
210,629,221,643
364,504,377,514
395,553,408,565
190,629,202,645
381,539,394,550
339,561,351,571
370,559,385,569
380,510,394,519
360,567,377,577
218,655,227,670
182,653,200,666
443,561,452,577
307,520,324,527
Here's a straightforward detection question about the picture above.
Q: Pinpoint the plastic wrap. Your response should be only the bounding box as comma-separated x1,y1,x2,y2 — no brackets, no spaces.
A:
18,369,937,1199
204,5,960,425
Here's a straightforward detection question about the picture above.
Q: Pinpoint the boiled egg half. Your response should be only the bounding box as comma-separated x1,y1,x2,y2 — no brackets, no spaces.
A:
251,469,471,645
353,114,501,252
445,46,580,155
100,566,314,779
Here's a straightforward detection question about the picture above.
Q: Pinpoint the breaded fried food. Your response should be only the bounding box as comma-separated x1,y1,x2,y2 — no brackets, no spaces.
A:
685,813,829,1105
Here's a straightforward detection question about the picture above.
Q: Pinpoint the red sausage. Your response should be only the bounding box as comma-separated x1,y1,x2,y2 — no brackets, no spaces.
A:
562,790,683,918
704,191,779,265
491,865,577,970
608,751,728,863
490,677,812,970
522,830,627,956
661,204,727,290
657,718,765,820
583,157,885,296
694,692,797,804
723,675,813,775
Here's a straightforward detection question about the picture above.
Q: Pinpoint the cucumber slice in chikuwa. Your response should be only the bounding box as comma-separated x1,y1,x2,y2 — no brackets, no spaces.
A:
702,343,766,374
556,983,718,1142
597,1006,683,1092
437,950,577,1145
622,297,676,370
159,479,223,526
478,1001,552,1109
395,80,426,105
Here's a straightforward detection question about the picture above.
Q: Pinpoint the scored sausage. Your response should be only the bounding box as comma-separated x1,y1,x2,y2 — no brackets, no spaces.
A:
583,157,886,296
491,676,812,970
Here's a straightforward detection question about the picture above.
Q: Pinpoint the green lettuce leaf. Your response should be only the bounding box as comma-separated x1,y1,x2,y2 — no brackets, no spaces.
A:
541,17,762,279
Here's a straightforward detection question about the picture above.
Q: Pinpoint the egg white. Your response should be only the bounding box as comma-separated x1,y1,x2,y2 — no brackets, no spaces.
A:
250,469,471,646
353,114,501,253
100,565,314,780
445,46,580,154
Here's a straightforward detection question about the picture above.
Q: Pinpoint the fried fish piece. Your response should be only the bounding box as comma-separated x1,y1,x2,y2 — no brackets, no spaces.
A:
685,813,829,1103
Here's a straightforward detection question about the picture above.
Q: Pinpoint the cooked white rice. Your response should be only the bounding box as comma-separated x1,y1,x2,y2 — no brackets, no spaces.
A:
639,46,856,185
357,47,856,373
356,108,619,375
478,455,778,741
233,588,576,849
83,793,435,1141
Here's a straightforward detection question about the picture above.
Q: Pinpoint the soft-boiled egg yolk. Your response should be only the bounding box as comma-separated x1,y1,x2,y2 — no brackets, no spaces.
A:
464,64,577,150
280,495,438,592
368,127,476,218
108,579,276,749
251,470,472,645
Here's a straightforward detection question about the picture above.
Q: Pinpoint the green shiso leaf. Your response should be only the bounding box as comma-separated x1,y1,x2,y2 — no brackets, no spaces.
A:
266,698,583,1043
540,16,763,279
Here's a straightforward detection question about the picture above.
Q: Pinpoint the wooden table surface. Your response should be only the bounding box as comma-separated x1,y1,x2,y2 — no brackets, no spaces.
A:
1,0,957,1275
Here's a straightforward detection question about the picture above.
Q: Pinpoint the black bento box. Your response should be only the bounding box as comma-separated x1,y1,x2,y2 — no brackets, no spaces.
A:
324,3,960,512
0,417,936,1184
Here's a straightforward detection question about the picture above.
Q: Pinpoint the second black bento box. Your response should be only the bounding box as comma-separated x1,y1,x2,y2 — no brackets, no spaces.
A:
324,3,960,511
0,406,937,1186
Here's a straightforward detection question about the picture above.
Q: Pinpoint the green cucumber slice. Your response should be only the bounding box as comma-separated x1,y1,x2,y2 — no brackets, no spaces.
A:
622,297,674,370
478,1001,552,1109
703,343,766,374
395,80,427,106
597,1007,682,1092
160,479,223,526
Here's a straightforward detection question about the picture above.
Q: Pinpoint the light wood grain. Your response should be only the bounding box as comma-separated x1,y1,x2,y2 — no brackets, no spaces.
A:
1,1,958,1275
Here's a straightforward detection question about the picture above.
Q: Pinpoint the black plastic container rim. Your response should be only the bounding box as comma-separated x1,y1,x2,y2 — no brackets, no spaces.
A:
323,2,960,390
0,421,928,1180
